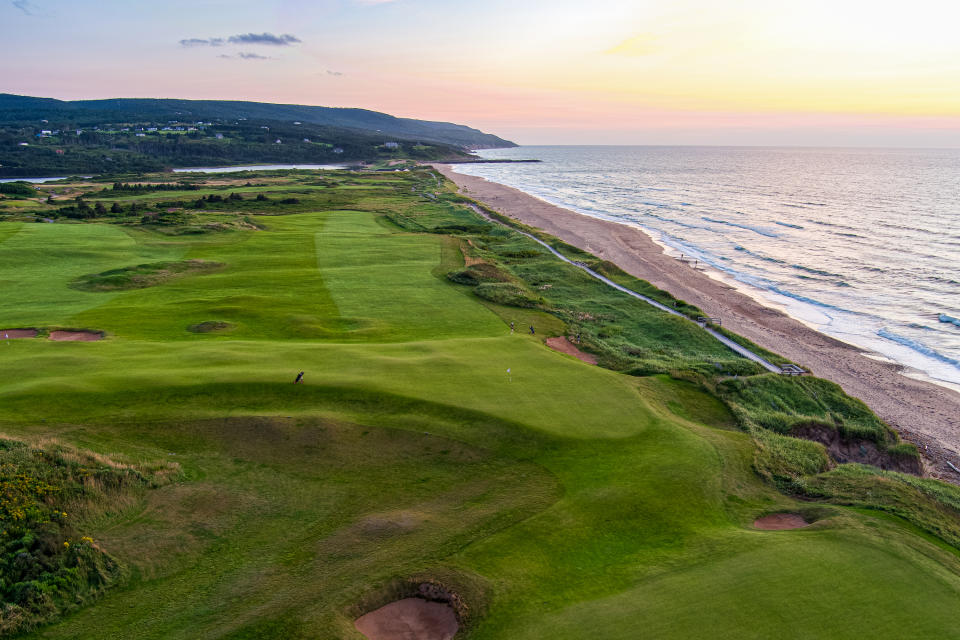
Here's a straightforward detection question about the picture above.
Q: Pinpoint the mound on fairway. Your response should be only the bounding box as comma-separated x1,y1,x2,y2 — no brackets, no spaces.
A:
754,513,810,530
355,599,458,640
69,260,224,292
1,328,37,338
49,329,104,341
187,320,234,333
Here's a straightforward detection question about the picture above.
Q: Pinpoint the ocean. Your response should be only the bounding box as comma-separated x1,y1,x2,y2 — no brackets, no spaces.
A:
454,146,960,390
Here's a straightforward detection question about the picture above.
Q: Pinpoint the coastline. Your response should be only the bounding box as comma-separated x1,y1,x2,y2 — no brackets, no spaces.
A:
435,163,960,481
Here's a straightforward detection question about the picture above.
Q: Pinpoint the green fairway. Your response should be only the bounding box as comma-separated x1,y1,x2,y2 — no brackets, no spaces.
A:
1,170,958,639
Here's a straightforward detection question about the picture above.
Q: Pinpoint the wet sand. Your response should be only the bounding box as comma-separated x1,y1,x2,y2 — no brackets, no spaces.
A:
436,164,960,482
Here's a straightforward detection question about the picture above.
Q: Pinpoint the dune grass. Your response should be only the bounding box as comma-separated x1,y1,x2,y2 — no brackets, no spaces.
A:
1,170,959,639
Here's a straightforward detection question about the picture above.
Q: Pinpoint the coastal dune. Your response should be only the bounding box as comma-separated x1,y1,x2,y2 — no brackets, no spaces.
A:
437,164,960,480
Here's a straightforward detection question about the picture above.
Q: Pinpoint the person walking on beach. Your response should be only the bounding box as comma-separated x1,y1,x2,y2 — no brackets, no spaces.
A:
294,371,304,384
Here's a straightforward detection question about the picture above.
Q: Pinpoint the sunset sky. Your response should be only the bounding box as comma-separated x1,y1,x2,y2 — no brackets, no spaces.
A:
4,0,960,146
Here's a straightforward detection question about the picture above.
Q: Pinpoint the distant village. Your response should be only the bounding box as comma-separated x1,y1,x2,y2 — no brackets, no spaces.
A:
23,119,369,155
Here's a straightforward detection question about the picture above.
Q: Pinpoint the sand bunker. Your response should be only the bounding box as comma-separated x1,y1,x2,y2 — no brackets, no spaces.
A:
1,329,38,339
754,513,810,530
355,598,458,640
545,336,598,365
49,330,104,342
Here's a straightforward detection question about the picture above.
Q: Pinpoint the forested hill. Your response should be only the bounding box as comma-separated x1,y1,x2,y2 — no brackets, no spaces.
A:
0,94,516,149
0,94,516,177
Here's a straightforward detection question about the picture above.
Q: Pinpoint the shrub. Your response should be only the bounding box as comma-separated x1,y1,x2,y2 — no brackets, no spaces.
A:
0,182,37,197
0,437,180,635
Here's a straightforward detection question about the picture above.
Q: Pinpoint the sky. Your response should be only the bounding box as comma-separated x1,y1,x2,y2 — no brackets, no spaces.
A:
3,0,960,146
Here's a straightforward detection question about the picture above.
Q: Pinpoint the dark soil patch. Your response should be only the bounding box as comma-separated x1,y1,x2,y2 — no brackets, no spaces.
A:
1,329,38,339
754,513,810,530
69,260,224,292
355,598,458,640
187,321,234,333
793,424,922,474
49,330,104,342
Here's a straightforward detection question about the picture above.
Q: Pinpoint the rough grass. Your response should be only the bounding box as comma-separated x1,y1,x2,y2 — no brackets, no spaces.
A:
802,465,960,548
718,374,895,443
0,436,179,636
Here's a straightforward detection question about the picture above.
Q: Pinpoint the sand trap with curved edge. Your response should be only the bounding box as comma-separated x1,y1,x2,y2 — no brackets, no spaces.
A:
355,598,458,640
49,330,103,342
754,513,810,530
1,329,38,339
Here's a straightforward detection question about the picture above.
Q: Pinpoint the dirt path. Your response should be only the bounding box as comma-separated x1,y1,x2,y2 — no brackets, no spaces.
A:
545,337,598,365
436,164,960,482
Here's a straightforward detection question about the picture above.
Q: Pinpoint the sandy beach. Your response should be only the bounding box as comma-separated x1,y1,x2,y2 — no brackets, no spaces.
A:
437,164,960,481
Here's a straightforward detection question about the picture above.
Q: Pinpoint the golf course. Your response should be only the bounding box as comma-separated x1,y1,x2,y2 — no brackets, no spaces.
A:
1,168,959,639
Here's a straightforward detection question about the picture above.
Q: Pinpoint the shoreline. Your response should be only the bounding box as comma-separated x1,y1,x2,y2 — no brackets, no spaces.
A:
435,163,960,482
636,223,960,396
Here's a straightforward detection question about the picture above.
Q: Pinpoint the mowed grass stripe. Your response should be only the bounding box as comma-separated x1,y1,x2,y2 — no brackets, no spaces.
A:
316,211,504,342
0,221,23,244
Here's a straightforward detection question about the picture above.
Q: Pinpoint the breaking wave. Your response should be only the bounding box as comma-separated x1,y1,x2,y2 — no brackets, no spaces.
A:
878,329,960,370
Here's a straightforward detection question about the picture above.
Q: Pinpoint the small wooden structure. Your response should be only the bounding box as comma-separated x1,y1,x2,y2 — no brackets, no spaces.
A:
779,364,807,376
697,316,721,326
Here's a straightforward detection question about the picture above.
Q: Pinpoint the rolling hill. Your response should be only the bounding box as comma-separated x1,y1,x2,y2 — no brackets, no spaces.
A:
0,94,516,149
